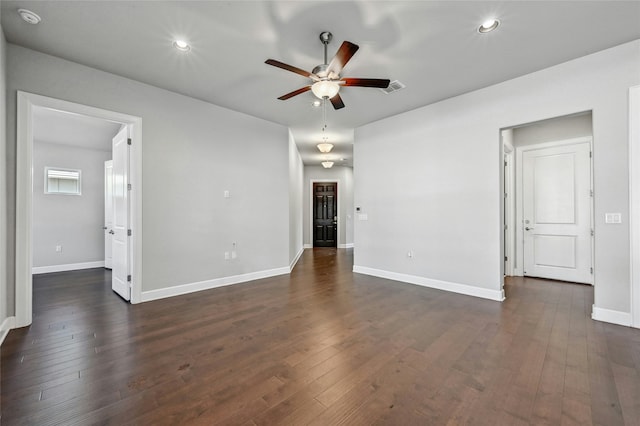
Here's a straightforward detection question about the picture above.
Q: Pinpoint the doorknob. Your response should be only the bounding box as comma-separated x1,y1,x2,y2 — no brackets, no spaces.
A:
525,227,534,231
109,230,115,235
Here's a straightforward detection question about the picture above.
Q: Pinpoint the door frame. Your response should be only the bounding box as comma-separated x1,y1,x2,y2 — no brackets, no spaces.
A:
630,85,640,328
502,133,515,277
104,160,114,270
514,136,594,282
15,91,143,327
309,179,340,248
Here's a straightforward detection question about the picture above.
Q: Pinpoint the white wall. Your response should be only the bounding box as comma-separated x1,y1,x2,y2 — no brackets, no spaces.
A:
513,113,593,146
303,165,354,248
32,141,111,270
355,40,640,317
1,9,10,335
288,131,304,268
6,44,290,304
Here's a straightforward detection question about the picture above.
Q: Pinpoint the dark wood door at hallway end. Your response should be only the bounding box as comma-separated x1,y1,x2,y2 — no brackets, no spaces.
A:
313,182,337,247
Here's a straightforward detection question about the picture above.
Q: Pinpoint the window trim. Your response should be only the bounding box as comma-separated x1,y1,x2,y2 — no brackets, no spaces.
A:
44,166,82,195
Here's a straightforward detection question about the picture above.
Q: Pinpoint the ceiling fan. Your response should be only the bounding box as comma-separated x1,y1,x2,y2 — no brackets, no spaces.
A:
265,31,390,110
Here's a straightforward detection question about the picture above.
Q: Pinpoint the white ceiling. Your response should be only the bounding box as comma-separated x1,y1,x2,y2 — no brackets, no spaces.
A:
2,1,639,166
33,106,122,151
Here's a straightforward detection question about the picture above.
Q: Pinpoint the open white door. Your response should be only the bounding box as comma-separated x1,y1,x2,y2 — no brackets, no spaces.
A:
104,160,113,270
112,127,130,300
522,141,592,284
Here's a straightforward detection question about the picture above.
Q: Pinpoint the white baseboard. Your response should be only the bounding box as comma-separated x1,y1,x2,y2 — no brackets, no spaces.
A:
32,261,106,274
1,316,16,346
353,265,505,302
290,247,304,271
591,305,632,327
304,243,353,249
141,267,291,303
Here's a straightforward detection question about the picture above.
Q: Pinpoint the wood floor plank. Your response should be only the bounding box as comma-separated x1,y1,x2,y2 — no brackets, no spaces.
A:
2,252,640,425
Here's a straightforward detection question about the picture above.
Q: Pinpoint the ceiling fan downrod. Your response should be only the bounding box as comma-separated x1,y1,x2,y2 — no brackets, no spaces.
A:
319,31,332,65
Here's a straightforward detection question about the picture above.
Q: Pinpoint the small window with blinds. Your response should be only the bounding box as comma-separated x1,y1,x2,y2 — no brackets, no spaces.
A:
45,167,82,195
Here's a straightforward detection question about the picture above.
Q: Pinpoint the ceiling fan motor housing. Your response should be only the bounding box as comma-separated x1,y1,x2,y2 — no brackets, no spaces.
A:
312,64,334,79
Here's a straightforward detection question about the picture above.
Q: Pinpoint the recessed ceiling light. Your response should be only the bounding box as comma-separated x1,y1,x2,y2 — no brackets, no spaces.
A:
478,18,500,33
173,40,191,52
18,8,41,25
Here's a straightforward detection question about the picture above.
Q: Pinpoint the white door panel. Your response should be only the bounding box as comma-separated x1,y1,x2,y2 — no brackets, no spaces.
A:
523,141,592,284
104,160,113,270
533,234,576,268
112,127,130,301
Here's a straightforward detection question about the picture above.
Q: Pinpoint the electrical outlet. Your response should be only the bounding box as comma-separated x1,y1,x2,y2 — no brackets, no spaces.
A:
407,250,413,258
56,245,62,253
231,250,237,260
224,251,230,260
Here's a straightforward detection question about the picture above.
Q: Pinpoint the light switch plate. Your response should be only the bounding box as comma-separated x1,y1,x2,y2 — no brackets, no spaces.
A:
605,213,622,224
358,213,368,221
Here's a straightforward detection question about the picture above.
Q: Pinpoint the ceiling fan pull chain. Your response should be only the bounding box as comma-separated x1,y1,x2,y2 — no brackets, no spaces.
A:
323,98,327,130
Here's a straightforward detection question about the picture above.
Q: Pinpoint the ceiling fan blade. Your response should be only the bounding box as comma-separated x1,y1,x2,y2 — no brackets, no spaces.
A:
327,41,359,76
278,86,312,100
330,93,345,110
265,59,319,81
341,78,391,88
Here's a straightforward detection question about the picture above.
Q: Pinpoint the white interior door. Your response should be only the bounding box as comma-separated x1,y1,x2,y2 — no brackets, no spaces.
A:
104,160,113,270
523,141,592,284
112,127,130,300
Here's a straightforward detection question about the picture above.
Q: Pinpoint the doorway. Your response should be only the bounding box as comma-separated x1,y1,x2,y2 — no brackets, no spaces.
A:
31,107,119,277
313,182,338,247
503,112,594,285
15,92,142,327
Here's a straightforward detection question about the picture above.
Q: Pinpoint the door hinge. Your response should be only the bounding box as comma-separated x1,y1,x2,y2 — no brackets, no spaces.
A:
127,183,132,191
590,190,593,197
127,229,132,236
590,267,593,274
504,192,507,198
504,256,508,262
504,224,508,230
504,161,507,167
589,151,592,158
591,229,594,237
127,138,132,145
127,274,131,282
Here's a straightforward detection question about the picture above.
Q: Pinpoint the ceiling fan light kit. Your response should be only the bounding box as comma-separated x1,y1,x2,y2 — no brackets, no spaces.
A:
322,161,334,169
265,31,390,110
311,80,340,99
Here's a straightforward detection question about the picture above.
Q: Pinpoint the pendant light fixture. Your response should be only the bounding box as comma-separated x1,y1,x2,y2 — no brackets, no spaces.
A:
317,143,334,153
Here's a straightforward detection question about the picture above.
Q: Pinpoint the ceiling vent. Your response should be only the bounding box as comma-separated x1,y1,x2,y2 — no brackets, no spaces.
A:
380,80,406,94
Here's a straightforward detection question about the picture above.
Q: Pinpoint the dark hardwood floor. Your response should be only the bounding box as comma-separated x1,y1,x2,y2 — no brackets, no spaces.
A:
2,249,640,425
